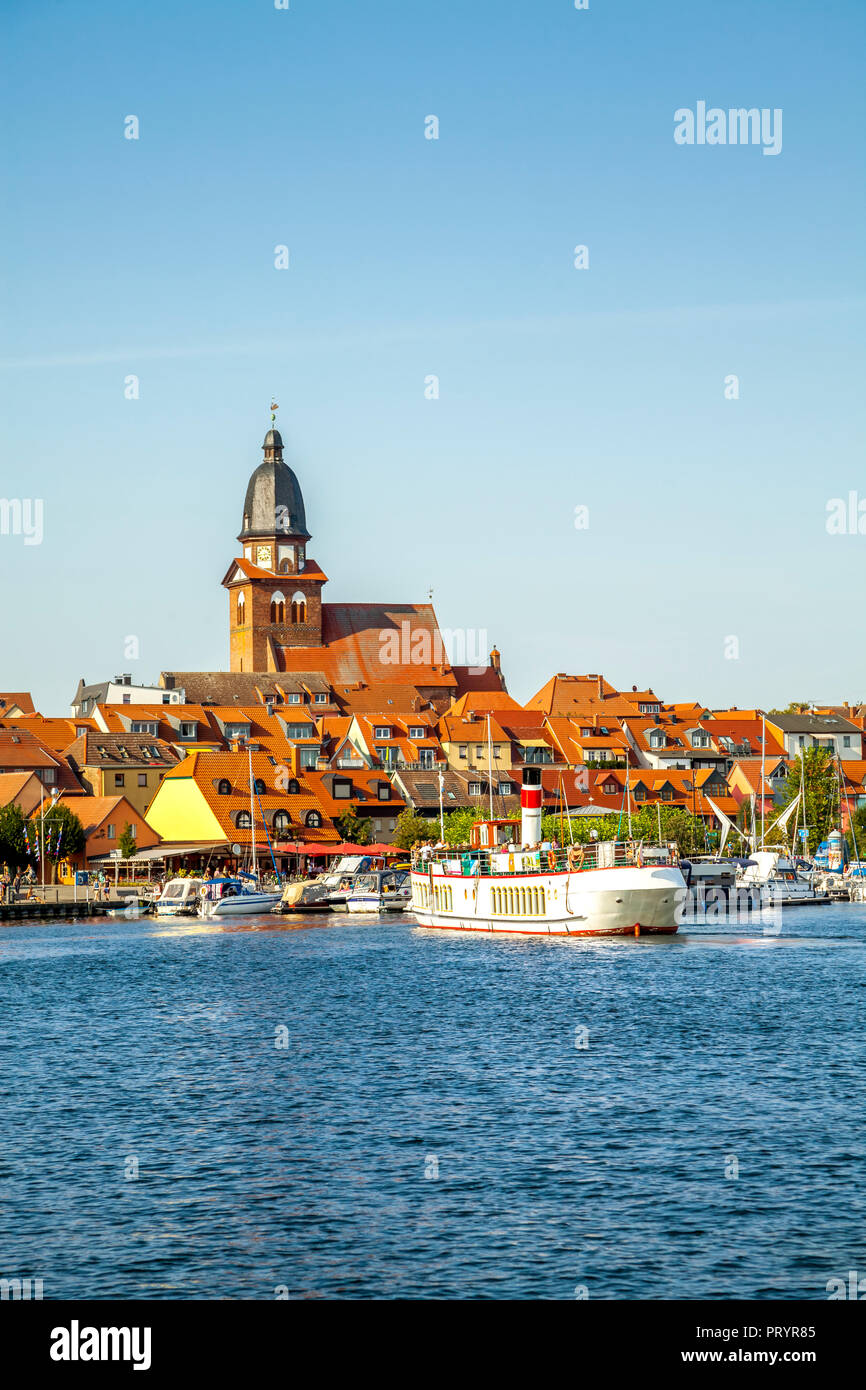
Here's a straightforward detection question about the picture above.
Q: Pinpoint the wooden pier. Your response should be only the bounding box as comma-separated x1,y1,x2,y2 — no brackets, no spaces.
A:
0,899,147,923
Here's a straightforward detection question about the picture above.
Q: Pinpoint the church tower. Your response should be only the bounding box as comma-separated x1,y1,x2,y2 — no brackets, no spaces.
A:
222,424,327,672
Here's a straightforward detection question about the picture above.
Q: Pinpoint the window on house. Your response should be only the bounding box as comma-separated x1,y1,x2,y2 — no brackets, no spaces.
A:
273,810,291,834
287,693,301,704
180,722,197,739
314,693,328,705
374,726,391,739
409,726,425,739
458,745,467,759
43,768,56,784
418,749,435,768
844,735,851,748
299,749,318,768
285,778,300,794
114,773,125,787
162,695,171,705
378,784,390,801
122,693,131,704
218,779,231,795
469,782,482,796
138,773,147,787
253,779,266,795
333,780,352,799
498,781,512,796
285,724,309,740
305,810,322,828
236,810,252,829
269,591,286,624
107,824,115,838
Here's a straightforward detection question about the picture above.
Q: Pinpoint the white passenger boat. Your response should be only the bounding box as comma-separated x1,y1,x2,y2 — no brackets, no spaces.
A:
410,769,685,937
154,877,205,917
346,869,411,914
198,876,282,918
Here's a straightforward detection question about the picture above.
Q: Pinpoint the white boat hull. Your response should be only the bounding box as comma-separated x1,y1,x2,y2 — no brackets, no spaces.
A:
200,892,282,918
411,865,684,936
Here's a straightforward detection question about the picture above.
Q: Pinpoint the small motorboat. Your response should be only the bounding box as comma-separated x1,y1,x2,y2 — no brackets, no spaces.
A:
154,877,205,917
346,869,412,914
736,851,828,905
279,854,389,913
198,874,282,918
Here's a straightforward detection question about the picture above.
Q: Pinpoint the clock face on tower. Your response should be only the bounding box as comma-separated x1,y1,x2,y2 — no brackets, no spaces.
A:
256,545,272,567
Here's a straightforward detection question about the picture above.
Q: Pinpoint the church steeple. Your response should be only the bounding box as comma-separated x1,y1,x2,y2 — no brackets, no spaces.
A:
223,415,327,673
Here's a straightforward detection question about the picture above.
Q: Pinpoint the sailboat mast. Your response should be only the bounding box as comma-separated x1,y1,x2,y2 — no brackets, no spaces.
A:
248,743,257,878
760,712,766,848
486,712,495,822
625,758,632,838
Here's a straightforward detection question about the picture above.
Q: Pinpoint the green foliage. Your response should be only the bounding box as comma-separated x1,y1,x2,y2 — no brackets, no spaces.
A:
774,748,838,851
846,803,866,861
119,823,138,859
333,806,373,845
0,803,28,870
392,809,438,850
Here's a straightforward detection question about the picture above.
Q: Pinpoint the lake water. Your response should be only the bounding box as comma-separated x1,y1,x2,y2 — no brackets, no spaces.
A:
1,906,865,1299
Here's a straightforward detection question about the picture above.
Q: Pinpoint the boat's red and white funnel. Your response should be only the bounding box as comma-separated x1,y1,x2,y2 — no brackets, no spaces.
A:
521,766,542,845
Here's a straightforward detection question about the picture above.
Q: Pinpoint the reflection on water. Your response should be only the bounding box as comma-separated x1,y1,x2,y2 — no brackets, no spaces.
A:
1,903,865,1298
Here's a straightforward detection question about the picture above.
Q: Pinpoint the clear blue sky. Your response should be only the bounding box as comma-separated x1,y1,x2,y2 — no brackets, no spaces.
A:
2,0,864,713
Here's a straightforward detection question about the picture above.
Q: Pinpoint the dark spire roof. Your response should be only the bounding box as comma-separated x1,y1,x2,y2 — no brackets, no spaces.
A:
239,428,310,542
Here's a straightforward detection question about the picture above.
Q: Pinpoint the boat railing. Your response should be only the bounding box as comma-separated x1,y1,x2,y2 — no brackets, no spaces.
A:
411,842,675,876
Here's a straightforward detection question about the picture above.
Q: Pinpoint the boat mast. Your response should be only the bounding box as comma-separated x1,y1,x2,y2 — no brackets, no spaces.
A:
625,757,632,838
486,712,495,822
760,711,766,848
248,743,258,879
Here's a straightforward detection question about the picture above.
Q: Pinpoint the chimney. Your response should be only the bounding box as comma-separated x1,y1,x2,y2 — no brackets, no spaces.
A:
489,646,501,672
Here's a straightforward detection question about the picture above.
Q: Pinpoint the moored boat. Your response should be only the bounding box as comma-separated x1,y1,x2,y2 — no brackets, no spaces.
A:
410,769,685,937
346,869,411,914
198,875,282,918
154,877,205,917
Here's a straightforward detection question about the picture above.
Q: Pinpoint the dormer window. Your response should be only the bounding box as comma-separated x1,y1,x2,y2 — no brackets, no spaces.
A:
305,810,322,828
409,726,425,739
314,693,328,705
333,779,352,799
649,732,664,749
217,779,231,795
373,726,392,739
236,810,252,829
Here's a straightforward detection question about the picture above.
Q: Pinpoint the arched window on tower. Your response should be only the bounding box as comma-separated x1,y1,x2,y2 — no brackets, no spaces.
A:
290,590,306,625
269,590,286,624
236,589,245,626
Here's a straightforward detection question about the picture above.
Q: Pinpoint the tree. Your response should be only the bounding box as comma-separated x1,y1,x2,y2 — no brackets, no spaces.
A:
0,803,28,870
333,806,372,845
119,823,138,859
392,810,437,850
773,748,838,852
25,803,86,882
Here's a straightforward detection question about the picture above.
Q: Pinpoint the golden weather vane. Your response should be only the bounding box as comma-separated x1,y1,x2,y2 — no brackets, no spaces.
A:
270,400,279,424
